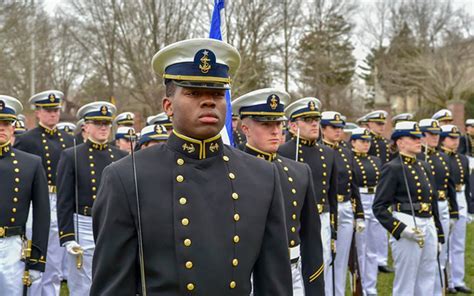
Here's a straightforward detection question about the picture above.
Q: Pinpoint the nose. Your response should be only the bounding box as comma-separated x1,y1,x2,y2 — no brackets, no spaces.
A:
200,93,217,108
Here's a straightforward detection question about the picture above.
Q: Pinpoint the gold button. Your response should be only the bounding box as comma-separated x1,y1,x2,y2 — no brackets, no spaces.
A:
176,175,184,182
89,156,93,160
229,281,236,289
233,235,240,243
15,178,19,183
13,160,18,164
187,283,195,291
288,177,293,182
179,197,187,205
182,218,189,226
322,172,327,176
12,208,16,213
234,214,240,221
42,139,46,143
10,218,15,223
91,179,96,183
13,198,18,203
291,188,296,194
45,153,50,157
232,193,239,200
44,146,49,150
185,261,193,269
290,240,295,246
232,258,239,266
292,214,296,220
283,167,288,171
177,158,184,165
93,195,97,200
184,239,192,247
90,163,94,167
229,173,235,179
91,171,95,175
47,166,51,171
92,187,97,191
293,201,297,207
322,164,327,168
291,227,296,232
223,155,229,161
47,160,51,164
14,188,19,193
14,168,19,173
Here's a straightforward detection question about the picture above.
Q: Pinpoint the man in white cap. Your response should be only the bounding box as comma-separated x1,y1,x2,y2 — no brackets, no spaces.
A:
350,127,382,296
136,124,168,150
146,112,173,135
321,111,365,296
57,122,77,136
439,125,473,294
14,90,74,296
91,38,292,295
418,119,458,295
56,101,127,295
373,121,444,295
113,111,135,128
279,97,338,296
432,109,453,126
234,88,325,295
363,109,393,273
115,126,135,153
391,113,413,126
0,95,50,295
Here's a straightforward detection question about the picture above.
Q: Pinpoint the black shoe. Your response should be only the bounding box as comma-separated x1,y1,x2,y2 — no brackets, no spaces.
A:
455,286,472,294
378,265,394,273
447,288,459,294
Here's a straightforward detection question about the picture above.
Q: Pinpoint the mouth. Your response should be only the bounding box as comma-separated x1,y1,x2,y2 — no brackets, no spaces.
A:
198,112,219,124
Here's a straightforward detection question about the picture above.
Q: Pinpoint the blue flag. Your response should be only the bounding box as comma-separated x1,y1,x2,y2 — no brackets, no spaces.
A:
209,0,235,147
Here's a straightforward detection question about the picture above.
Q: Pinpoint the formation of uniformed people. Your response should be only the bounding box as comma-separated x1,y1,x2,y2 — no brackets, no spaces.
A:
1,36,473,296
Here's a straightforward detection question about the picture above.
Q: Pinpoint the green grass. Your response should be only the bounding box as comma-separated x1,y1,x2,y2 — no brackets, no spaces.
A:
59,223,473,295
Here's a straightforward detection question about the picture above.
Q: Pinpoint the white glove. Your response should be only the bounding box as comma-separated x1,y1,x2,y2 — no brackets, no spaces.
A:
29,270,42,282
64,241,83,255
449,219,457,231
355,219,366,232
400,227,425,244
468,214,474,224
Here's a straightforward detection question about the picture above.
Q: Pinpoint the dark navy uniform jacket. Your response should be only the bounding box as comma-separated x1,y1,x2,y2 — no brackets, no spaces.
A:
244,144,325,294
373,153,444,242
0,143,50,271
417,148,458,219
368,132,391,164
90,131,292,296
14,125,74,187
279,137,339,238
441,147,473,214
322,140,364,220
352,151,381,189
56,140,127,245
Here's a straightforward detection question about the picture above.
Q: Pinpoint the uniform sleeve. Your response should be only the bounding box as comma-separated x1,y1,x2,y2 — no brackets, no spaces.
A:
300,164,325,294
328,151,338,240
373,163,407,240
28,158,50,272
458,136,467,155
464,159,473,214
447,158,459,219
253,164,293,296
90,165,138,296
56,150,76,245
350,165,364,220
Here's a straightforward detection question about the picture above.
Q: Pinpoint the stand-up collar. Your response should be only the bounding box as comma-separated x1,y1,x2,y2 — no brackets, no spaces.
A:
244,143,276,162
167,130,223,160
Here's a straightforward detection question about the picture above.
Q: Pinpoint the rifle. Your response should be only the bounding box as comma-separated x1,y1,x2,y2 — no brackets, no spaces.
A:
348,230,362,296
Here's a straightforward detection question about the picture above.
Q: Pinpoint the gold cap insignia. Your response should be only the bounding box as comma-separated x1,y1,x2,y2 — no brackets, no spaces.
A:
309,101,316,111
48,94,56,102
126,114,132,120
199,50,212,74
155,125,162,134
101,106,108,115
335,114,340,121
268,94,279,110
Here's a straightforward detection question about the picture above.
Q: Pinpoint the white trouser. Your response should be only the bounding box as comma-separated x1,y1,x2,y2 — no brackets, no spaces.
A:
373,217,388,266
27,192,62,296
319,212,332,296
326,200,353,296
434,200,449,296
0,236,24,296
291,260,305,296
356,193,379,295
449,191,468,288
391,212,437,296
67,214,94,296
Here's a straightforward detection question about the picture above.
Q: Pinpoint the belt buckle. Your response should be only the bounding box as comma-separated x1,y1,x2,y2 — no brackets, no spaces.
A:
0,226,4,237
317,204,323,214
337,195,344,202
438,191,446,200
419,202,430,213
456,184,462,192
83,206,89,216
